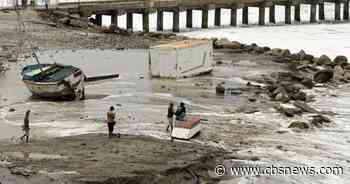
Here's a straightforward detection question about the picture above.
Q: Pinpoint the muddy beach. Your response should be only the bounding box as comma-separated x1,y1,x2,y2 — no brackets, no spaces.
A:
0,9,350,184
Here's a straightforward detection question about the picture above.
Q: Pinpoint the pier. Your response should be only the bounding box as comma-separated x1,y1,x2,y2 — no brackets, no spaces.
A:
5,0,350,32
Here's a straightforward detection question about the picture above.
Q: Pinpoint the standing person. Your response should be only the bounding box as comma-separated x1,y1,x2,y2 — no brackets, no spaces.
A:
107,106,116,138
20,110,30,142
175,102,186,121
166,102,174,132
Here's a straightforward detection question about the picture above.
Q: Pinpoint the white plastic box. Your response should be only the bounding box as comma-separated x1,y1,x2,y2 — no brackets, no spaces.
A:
149,40,214,78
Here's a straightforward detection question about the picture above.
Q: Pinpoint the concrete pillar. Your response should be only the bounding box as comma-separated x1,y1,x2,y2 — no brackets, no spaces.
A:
142,11,149,32
242,6,249,25
157,10,163,31
186,9,193,28
231,7,237,26
344,0,349,20
111,10,118,26
214,8,221,26
173,9,180,32
310,4,317,23
269,5,276,23
126,12,133,30
202,7,209,28
258,5,265,25
95,14,102,26
319,3,325,20
335,2,341,21
285,5,291,24
294,4,301,22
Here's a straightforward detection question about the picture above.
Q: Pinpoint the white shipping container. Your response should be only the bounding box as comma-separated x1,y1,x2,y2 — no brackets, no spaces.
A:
149,40,214,78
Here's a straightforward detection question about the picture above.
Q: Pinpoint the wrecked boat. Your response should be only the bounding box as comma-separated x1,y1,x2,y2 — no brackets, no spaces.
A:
21,62,85,100
171,117,201,140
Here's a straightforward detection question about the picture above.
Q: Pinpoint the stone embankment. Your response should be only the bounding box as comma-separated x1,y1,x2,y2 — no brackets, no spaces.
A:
213,38,349,130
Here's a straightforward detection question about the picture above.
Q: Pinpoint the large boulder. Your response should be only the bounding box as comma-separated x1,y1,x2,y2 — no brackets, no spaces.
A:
311,115,331,127
316,55,332,66
334,65,345,81
281,49,291,57
301,78,314,89
333,55,348,66
296,50,314,61
215,83,225,94
293,101,318,113
313,69,334,83
277,104,302,117
291,91,307,101
288,121,310,129
214,39,241,49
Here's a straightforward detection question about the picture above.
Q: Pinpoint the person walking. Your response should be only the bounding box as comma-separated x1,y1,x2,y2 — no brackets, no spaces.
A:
20,110,30,142
175,102,186,121
107,106,116,138
166,102,174,133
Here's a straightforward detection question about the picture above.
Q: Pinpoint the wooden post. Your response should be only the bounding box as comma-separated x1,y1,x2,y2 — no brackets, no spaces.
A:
157,10,163,31
186,9,193,28
319,3,325,20
142,10,149,32
285,4,291,24
258,5,265,25
335,1,341,21
173,8,180,32
269,4,275,23
202,7,209,28
126,12,133,30
294,4,301,22
310,3,317,23
95,14,102,26
111,10,118,26
231,7,237,26
214,8,221,26
242,6,249,25
344,0,349,20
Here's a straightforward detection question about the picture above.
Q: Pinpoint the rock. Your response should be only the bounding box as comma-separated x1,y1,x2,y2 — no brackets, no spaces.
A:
293,101,318,113
8,108,15,112
311,114,331,125
10,167,36,177
316,55,332,66
333,55,348,66
216,60,223,65
262,46,271,52
254,47,265,54
288,121,310,129
215,84,225,94
334,65,345,81
267,48,282,56
296,50,306,60
313,69,334,83
274,89,290,102
301,78,314,89
69,19,87,28
214,39,241,49
281,49,291,57
277,104,302,117
291,91,307,101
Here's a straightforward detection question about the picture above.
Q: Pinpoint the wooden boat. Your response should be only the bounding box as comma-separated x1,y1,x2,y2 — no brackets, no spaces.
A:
21,63,85,100
171,116,201,140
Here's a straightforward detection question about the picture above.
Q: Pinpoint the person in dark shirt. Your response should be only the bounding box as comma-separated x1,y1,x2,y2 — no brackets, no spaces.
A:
166,102,174,132
175,102,186,121
107,106,116,138
20,110,30,142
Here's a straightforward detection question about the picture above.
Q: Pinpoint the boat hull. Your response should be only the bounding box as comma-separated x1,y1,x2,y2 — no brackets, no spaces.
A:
171,117,201,140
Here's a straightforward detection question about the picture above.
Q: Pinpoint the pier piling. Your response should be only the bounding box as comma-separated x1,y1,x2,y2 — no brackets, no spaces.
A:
319,3,325,20
231,6,237,26
285,4,291,24
186,9,193,28
335,2,341,21
310,3,317,23
215,8,221,26
142,10,149,32
126,12,133,30
344,0,349,20
269,4,275,23
173,8,180,32
258,5,265,25
157,10,163,31
111,10,118,26
242,6,249,25
294,4,300,22
95,14,102,26
202,7,209,28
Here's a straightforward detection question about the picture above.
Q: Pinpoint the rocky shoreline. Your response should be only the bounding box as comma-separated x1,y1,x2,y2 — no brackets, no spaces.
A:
1,8,349,184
